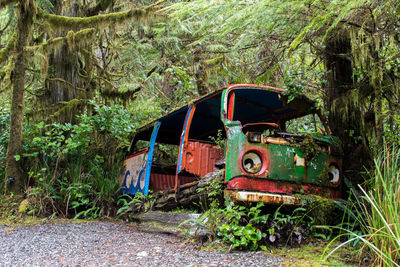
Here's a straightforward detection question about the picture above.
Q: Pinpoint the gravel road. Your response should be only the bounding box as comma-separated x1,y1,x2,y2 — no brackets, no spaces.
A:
0,222,283,266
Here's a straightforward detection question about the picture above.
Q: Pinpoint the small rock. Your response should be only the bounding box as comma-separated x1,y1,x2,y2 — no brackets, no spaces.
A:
137,251,148,257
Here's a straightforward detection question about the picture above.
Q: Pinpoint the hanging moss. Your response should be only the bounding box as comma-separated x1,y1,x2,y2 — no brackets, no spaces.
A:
48,99,86,123
26,28,96,52
0,0,17,9
101,85,140,100
0,57,14,91
41,1,165,32
0,33,16,65
204,55,223,66
25,28,96,80
66,30,75,54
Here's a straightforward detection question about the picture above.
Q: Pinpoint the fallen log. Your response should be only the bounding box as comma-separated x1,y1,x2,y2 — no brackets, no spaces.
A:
151,170,224,211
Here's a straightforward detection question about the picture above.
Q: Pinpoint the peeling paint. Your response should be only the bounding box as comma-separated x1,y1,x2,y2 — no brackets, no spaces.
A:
123,84,343,206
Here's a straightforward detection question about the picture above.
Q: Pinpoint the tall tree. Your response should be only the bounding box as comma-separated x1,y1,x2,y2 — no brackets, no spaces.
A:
1,0,164,194
3,0,35,194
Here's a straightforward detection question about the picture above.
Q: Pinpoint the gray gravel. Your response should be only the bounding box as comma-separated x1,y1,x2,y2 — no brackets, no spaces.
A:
0,222,283,266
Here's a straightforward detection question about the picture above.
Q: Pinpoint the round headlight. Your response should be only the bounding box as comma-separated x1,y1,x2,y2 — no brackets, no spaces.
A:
242,151,263,174
328,164,340,186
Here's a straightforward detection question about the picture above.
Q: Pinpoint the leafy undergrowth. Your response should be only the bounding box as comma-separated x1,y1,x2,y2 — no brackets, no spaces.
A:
0,194,91,227
175,185,361,265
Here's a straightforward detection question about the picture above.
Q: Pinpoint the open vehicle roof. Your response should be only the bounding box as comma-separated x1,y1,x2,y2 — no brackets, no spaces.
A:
133,84,316,145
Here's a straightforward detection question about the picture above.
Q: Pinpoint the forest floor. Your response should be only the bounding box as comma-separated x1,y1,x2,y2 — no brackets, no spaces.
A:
0,218,357,266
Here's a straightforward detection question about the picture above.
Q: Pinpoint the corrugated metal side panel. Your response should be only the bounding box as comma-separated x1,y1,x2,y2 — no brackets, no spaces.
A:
182,141,223,177
150,173,196,191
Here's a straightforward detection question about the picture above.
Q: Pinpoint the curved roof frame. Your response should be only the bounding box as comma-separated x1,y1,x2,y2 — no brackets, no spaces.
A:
130,84,322,149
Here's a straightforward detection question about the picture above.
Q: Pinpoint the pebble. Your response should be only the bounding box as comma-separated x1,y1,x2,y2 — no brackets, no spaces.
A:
0,222,283,266
137,251,149,257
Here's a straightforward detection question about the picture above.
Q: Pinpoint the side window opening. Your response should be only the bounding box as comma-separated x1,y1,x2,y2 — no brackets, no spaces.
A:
242,122,283,140
133,141,179,172
152,143,179,172
285,113,324,135
134,140,150,152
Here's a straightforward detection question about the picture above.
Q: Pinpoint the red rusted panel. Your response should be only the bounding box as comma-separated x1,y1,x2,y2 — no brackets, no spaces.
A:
226,177,340,199
227,91,235,120
181,141,223,177
150,173,197,191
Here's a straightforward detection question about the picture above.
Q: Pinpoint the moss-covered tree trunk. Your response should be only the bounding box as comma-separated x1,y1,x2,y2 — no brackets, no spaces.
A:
324,32,372,185
4,1,34,194
41,2,82,119
46,42,79,105
39,1,109,122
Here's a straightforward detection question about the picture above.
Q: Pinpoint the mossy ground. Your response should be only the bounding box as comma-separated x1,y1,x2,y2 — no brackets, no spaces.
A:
271,241,359,266
195,238,359,266
0,194,91,227
195,239,358,266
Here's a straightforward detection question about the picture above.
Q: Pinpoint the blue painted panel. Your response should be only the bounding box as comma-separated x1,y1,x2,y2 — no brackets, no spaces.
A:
120,122,161,195
143,121,161,195
120,150,148,195
176,105,194,175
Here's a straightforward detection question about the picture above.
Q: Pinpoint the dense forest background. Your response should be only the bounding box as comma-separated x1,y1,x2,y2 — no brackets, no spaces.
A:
1,0,400,264
0,0,400,221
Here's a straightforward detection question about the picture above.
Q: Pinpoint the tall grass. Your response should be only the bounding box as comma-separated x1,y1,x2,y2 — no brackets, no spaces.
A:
325,146,400,266
359,146,400,266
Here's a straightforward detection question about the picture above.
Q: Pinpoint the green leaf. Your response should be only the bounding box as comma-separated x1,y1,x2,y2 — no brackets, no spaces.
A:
71,201,80,208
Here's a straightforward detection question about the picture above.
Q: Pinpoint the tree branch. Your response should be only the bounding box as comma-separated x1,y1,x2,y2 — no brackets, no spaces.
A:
0,16,11,36
0,0,16,10
41,0,165,31
25,28,96,52
0,33,16,65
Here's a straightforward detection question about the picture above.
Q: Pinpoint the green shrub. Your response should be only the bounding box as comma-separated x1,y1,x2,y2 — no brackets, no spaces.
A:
216,202,267,251
20,101,140,218
116,192,154,218
183,198,330,251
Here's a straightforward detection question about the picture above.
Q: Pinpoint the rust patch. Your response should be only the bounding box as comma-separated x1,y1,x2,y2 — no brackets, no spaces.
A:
262,136,289,145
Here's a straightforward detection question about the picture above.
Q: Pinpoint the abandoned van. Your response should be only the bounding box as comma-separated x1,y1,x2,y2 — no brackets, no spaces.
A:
120,84,342,205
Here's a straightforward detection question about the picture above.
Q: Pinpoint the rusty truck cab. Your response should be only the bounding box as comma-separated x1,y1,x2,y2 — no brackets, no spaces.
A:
120,84,342,205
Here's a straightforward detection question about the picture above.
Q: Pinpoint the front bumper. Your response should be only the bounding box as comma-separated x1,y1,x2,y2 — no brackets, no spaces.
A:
229,191,302,205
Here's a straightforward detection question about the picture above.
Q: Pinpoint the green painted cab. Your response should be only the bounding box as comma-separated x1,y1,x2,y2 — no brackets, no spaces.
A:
122,84,343,205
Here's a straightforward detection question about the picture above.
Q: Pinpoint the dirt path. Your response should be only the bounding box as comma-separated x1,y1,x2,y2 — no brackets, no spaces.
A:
0,222,284,266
